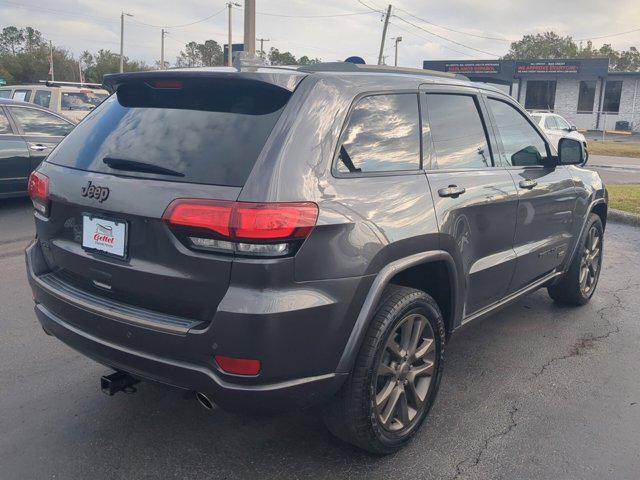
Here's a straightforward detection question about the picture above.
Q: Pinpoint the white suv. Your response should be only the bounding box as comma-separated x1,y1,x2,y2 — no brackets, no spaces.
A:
0,82,108,123
529,112,588,156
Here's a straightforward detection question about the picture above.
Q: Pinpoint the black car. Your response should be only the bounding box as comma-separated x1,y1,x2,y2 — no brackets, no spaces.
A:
0,98,74,198
25,64,607,454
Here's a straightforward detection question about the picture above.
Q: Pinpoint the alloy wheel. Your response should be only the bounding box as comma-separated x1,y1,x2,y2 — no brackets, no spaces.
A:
579,225,602,296
374,313,436,433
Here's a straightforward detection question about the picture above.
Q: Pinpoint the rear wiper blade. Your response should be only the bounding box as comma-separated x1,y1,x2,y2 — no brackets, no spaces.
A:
103,157,185,177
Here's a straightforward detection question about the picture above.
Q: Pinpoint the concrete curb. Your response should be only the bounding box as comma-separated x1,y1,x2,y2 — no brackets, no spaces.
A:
608,208,640,227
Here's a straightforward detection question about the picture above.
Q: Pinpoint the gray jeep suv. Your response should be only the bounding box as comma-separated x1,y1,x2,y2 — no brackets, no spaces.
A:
25,63,607,454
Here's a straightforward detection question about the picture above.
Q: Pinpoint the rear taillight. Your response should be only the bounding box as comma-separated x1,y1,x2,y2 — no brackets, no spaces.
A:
27,171,50,216
162,199,318,257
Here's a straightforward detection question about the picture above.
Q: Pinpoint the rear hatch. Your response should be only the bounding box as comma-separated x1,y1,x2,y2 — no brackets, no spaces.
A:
34,72,298,325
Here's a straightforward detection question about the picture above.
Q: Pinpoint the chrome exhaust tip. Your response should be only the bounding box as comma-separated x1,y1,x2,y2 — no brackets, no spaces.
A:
195,392,215,410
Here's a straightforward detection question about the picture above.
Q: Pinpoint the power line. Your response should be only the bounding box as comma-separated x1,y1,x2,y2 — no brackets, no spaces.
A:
392,13,501,57
393,6,509,42
576,27,640,42
387,20,473,58
254,9,379,19
129,6,227,29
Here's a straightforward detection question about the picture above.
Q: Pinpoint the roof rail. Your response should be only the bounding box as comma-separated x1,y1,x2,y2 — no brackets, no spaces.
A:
38,80,104,89
297,62,468,80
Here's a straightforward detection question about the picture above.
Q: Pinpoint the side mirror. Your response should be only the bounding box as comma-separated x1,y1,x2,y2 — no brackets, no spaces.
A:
558,138,585,165
569,125,577,132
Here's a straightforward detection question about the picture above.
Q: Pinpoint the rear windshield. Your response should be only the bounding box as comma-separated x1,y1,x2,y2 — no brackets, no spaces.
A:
46,78,291,186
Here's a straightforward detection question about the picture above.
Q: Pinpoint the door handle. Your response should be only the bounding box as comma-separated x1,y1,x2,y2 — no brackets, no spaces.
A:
438,185,466,198
29,144,49,152
519,179,538,189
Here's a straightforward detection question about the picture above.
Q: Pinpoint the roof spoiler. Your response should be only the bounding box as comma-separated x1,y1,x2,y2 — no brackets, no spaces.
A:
102,70,303,94
39,80,103,89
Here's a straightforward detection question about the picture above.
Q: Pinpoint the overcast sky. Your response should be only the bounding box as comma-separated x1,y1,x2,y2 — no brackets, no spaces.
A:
1,0,639,67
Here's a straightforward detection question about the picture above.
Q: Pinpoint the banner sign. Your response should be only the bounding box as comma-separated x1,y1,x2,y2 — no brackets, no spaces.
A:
515,61,581,74
443,62,501,74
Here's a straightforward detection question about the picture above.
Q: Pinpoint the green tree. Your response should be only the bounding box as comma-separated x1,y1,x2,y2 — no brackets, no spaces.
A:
268,47,298,65
0,26,26,54
503,32,578,59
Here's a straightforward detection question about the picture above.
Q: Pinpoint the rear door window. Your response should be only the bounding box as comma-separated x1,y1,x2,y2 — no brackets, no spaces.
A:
0,90,11,99
33,90,52,108
8,107,74,136
12,89,32,102
46,79,291,187
336,93,420,174
487,98,549,167
544,116,558,130
424,93,492,169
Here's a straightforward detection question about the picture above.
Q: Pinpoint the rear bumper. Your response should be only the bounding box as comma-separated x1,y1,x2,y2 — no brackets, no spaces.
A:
26,240,359,413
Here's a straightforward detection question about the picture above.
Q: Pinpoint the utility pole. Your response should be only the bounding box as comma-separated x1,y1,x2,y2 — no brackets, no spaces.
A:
243,0,256,54
377,4,392,66
160,29,167,70
78,60,83,83
394,36,402,67
226,2,240,66
48,40,54,81
257,37,270,57
120,12,133,73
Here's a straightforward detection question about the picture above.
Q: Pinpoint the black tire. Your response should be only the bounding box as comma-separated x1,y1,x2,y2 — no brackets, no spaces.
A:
323,285,446,454
548,213,604,306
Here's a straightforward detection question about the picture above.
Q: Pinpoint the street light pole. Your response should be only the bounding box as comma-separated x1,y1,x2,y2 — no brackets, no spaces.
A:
394,36,402,67
160,29,167,70
120,12,133,73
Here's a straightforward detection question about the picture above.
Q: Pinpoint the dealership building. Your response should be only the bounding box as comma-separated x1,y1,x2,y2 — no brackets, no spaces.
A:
423,58,640,133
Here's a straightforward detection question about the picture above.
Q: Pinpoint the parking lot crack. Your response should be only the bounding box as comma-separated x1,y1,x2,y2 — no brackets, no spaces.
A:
449,403,519,480
530,283,638,380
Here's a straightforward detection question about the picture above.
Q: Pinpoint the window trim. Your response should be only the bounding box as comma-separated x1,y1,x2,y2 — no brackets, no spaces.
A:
331,90,425,179
6,104,74,137
483,94,553,169
422,91,497,173
602,80,623,114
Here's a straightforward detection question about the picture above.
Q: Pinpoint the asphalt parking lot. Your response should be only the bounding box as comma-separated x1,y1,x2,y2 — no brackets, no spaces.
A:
1,198,639,479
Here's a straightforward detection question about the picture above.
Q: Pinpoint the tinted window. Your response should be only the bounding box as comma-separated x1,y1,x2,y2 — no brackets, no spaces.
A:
8,107,73,136
337,94,420,174
577,81,596,112
488,98,548,167
46,80,291,187
0,110,11,134
555,116,570,130
525,81,556,110
603,81,622,113
0,90,11,99
12,89,31,102
425,94,491,169
544,116,558,129
33,90,52,108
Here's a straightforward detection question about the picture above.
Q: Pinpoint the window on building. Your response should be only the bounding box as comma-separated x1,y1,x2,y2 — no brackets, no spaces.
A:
603,81,623,113
487,98,549,167
336,94,420,174
425,93,492,169
524,81,556,111
577,81,596,113
33,90,52,108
